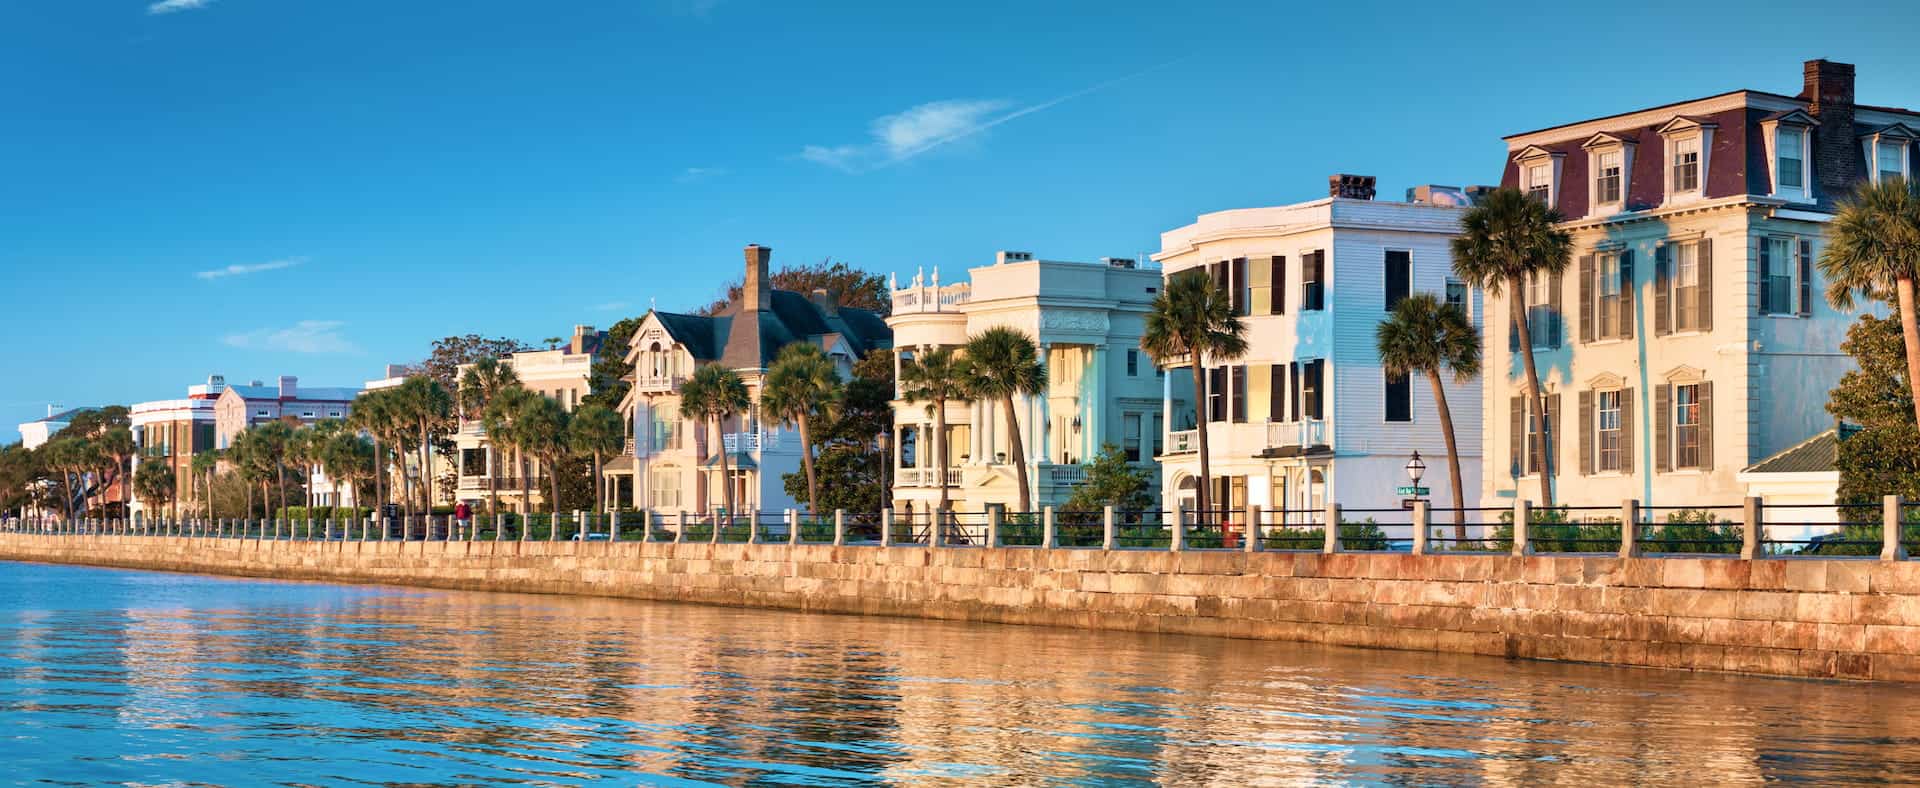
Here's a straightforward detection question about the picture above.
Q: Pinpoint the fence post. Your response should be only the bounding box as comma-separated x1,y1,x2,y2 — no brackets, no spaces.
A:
931,509,947,548
1885,495,1909,561
1323,503,1342,554
1511,500,1532,556
1741,496,1762,560
1042,506,1056,549
881,508,894,546
747,509,761,544
674,511,687,544
1411,500,1430,555
1102,505,1116,551
1246,503,1263,553
710,510,721,544
1169,503,1185,552
1619,499,1642,558
986,507,1001,548
609,510,620,542
788,509,800,545
833,510,846,546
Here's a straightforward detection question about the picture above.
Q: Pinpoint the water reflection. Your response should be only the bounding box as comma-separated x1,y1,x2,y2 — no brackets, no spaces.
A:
0,561,1914,785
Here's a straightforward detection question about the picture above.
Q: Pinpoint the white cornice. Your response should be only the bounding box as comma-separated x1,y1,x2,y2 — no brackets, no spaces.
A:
1557,194,1772,232
1507,92,1756,149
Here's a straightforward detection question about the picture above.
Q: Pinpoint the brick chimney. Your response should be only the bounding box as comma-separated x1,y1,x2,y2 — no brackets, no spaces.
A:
1802,59,1858,197
809,287,838,316
1329,174,1377,200
743,244,773,313
569,324,596,355
278,375,298,399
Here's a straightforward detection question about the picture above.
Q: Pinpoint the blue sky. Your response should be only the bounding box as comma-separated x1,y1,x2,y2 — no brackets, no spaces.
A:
4,0,1919,435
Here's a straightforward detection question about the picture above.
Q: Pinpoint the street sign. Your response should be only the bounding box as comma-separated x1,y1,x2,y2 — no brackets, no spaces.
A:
1401,498,1419,510
1395,486,1430,496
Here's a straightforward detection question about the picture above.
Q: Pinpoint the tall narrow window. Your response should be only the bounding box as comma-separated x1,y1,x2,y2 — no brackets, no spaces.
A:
1126,349,1138,376
1122,414,1142,462
1207,367,1227,423
1595,253,1622,339
1526,162,1551,203
1230,365,1247,424
1445,278,1467,311
1596,150,1623,204
1596,390,1622,473
1231,257,1249,316
1303,360,1325,420
1878,140,1907,184
1763,236,1795,315
1526,272,1555,346
1674,383,1702,469
1384,373,1411,423
1302,251,1326,311
1249,255,1272,315
1673,137,1700,193
1673,242,1701,331
1384,250,1411,310
1151,414,1163,457
1777,128,1805,189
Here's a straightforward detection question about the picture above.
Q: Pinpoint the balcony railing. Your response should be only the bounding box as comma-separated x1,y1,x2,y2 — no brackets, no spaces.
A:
722,431,782,453
632,375,685,393
1048,465,1087,486
457,476,543,491
1267,419,1329,449
1167,430,1199,454
897,468,962,488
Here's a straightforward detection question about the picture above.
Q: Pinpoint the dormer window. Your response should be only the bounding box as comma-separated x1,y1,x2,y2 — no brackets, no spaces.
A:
1777,128,1805,189
1580,133,1635,217
1526,162,1552,202
1863,125,1915,185
1762,111,1815,202
1656,116,1716,205
1513,146,1563,207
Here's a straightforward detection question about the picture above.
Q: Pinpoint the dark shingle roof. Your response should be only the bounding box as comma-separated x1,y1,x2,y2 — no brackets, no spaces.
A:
652,311,725,361
1743,429,1839,474
656,291,891,370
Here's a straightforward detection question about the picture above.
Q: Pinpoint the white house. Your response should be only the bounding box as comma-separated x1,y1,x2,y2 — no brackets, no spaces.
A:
1153,175,1483,517
886,251,1164,516
452,327,603,512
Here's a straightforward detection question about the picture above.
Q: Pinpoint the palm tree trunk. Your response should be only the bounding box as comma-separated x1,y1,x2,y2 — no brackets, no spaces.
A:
276,465,287,531
593,452,605,515
519,450,532,540
717,416,735,521
1190,362,1211,519
933,397,949,519
1897,277,1920,430
419,428,434,514
798,412,819,515
1428,369,1467,541
999,394,1030,513
1512,275,1555,507
371,436,383,519
488,445,500,518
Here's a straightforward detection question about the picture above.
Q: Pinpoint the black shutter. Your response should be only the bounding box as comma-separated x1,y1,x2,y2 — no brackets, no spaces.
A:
1798,239,1814,317
1578,389,1593,476
1699,381,1714,470
1549,270,1565,347
1620,388,1634,474
1654,384,1671,473
1578,254,1595,343
1269,364,1286,422
1759,238,1774,315
1385,373,1411,423
1231,365,1247,423
1654,245,1672,336
1231,257,1248,315
1272,256,1287,314
1307,360,1325,420
1290,362,1302,422
1510,397,1523,478
1619,250,1635,340
1698,238,1713,332
1385,250,1411,311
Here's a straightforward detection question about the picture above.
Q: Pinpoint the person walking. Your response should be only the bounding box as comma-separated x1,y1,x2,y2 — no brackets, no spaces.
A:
454,500,472,540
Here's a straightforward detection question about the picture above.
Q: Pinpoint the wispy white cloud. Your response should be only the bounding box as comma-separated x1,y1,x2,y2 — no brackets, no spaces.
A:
195,258,302,280
801,59,1188,173
676,167,727,183
148,0,213,15
223,321,357,354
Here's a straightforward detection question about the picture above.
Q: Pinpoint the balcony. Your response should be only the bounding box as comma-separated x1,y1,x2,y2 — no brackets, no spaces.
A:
457,476,542,491
1267,419,1330,451
1166,429,1199,454
897,468,962,488
722,431,783,453
633,375,685,394
1047,465,1087,486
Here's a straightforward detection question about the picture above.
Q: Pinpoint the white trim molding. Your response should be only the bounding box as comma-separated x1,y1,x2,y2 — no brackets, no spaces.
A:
1656,116,1716,207
1581,132,1636,219
1760,110,1816,204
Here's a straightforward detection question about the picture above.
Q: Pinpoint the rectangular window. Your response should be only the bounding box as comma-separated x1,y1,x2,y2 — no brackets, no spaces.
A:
1268,365,1286,422
1207,367,1227,423
1526,272,1555,347
1674,384,1702,469
1384,250,1411,310
1879,141,1906,183
1126,349,1138,377
650,470,680,508
1302,360,1325,420
1595,252,1623,339
460,448,486,477
1673,241,1701,331
1302,250,1326,311
1122,414,1142,462
1230,366,1247,423
1777,128,1805,189
1526,162,1551,202
1384,373,1411,423
1151,414,1163,457
1596,150,1623,204
1764,236,1795,315
1445,279,1467,311
1596,390,1622,473
1525,400,1551,476
1673,137,1700,193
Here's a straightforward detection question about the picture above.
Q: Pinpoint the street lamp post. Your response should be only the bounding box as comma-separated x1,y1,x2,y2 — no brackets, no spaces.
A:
1405,451,1426,490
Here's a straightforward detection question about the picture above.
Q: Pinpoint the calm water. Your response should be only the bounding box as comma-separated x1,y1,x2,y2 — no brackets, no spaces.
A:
0,563,1915,786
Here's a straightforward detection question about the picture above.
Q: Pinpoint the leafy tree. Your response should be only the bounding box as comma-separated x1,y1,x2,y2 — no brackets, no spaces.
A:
899,347,970,515
190,450,221,517
1141,268,1248,519
963,327,1046,512
42,438,97,521
1377,293,1482,539
412,335,531,389
761,343,842,514
567,403,626,514
515,394,572,517
134,460,176,523
581,315,644,412
1063,444,1154,514
782,349,892,514
695,258,891,316
1829,313,1920,504
679,364,750,516
1451,186,1573,507
248,421,296,523
781,444,883,516
0,443,38,517
1820,177,1920,429
348,389,404,518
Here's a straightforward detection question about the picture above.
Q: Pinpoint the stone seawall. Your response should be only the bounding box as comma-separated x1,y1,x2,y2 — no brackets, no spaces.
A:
4,533,1919,682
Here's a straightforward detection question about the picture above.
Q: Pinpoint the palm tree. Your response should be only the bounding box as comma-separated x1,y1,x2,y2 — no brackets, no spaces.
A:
679,363,750,519
190,450,220,518
320,429,375,530
134,459,176,526
1821,177,1920,429
45,437,98,523
395,376,453,516
1141,269,1249,519
1377,293,1482,540
94,427,135,515
460,357,523,516
516,395,572,526
962,327,1046,513
760,343,842,515
249,421,295,524
483,385,538,522
568,403,626,514
1451,186,1573,507
899,347,971,518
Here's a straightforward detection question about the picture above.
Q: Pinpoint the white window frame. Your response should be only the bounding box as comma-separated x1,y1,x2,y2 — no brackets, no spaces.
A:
1595,388,1623,474
1524,398,1552,477
1525,271,1554,348
1594,252,1624,341
1671,240,1703,333
1672,383,1703,470
1514,147,1563,207
1762,235,1802,317
1655,117,1716,206
1763,118,1813,203
1864,131,1914,185
1581,134,1636,218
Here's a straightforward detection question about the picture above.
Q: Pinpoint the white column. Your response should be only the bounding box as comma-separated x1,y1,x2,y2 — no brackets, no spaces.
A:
1086,344,1107,462
1038,343,1052,464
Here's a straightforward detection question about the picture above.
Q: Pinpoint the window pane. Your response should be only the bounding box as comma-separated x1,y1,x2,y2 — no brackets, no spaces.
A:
1778,129,1804,188
1880,141,1905,182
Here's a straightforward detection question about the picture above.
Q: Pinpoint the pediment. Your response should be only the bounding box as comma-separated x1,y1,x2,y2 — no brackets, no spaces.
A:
1584,372,1626,389
1761,109,1817,127
1511,144,1563,163
1581,131,1637,150
1661,364,1706,383
1862,122,1919,141
1656,115,1719,135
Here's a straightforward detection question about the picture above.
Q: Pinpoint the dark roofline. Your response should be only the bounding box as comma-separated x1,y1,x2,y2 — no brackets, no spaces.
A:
1504,87,1920,143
